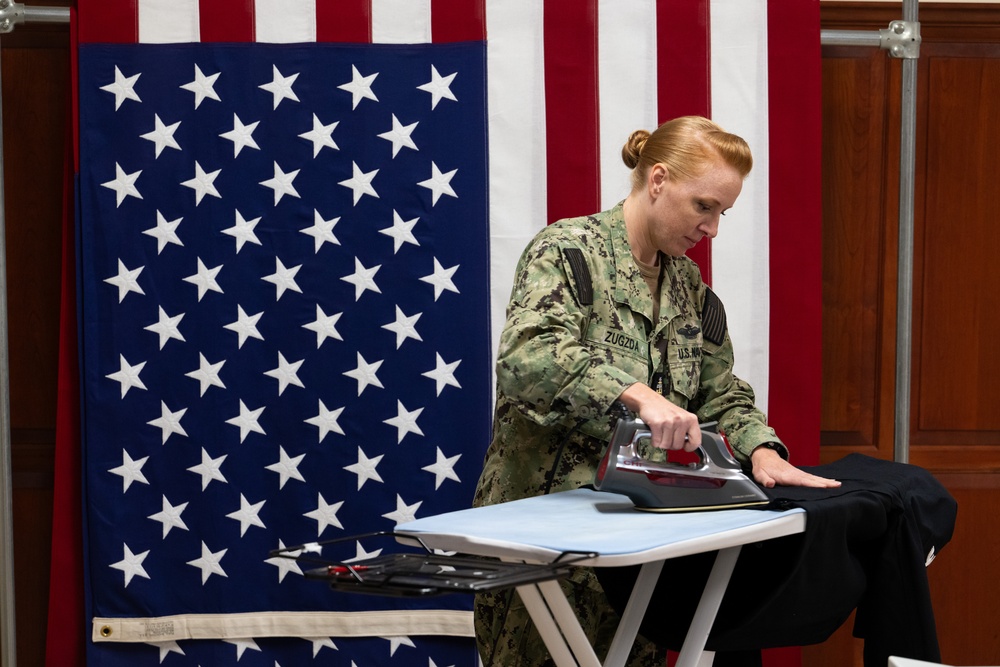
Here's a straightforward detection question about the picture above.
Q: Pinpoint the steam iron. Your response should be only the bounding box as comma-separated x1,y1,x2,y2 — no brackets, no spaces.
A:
594,415,769,512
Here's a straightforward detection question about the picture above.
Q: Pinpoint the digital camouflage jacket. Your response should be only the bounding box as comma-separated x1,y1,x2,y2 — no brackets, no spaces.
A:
474,202,786,509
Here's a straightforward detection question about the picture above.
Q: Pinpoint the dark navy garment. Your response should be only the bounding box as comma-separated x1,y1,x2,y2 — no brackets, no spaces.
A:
596,454,958,667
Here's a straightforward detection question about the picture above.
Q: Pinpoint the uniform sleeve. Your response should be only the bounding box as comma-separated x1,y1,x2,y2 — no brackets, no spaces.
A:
495,235,641,426
692,309,787,465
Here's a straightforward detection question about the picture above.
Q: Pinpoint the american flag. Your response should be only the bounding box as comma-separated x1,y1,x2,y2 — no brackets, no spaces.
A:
77,32,489,667
53,1,822,666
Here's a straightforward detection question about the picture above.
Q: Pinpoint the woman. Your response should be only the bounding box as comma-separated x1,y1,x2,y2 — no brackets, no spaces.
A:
472,116,839,666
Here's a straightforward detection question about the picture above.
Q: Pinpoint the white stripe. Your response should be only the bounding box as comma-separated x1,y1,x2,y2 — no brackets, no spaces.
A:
372,0,432,44
709,0,771,410
255,0,317,43
485,0,548,365
137,0,200,43
598,0,659,210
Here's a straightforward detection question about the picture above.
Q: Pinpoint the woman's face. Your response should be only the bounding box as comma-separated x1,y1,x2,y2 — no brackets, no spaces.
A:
647,159,744,257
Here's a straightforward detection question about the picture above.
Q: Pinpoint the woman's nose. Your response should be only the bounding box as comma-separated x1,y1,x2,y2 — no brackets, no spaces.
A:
700,216,721,239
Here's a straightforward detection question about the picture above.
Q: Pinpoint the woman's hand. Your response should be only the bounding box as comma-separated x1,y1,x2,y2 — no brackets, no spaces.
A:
618,383,701,451
750,447,841,489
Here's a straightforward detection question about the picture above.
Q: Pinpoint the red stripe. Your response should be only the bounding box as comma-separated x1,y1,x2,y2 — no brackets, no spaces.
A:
200,0,255,42
543,0,601,223
317,0,372,43
77,0,137,43
767,0,823,467
656,0,712,284
431,0,486,42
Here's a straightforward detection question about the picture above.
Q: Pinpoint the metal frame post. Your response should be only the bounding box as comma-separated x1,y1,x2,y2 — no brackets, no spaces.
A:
0,42,16,667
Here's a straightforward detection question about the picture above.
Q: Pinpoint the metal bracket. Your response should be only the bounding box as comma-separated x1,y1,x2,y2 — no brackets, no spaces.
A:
0,0,24,34
880,20,921,59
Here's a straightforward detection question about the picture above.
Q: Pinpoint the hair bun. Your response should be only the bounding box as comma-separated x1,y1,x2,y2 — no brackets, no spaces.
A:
621,129,651,169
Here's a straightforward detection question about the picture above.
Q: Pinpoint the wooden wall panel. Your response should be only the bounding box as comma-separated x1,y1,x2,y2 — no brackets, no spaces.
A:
1,16,69,667
913,48,1000,453
820,46,894,453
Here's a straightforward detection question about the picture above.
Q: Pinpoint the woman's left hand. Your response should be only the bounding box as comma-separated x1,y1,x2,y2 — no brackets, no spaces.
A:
750,447,841,489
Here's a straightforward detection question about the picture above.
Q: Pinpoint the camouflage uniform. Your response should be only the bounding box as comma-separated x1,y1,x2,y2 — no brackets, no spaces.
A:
473,202,786,666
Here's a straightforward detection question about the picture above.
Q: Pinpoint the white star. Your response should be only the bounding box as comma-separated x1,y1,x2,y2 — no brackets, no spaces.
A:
382,306,422,349
420,258,460,300
263,352,304,395
299,114,339,157
224,305,264,348
384,400,424,444
180,64,221,108
338,65,378,109
265,540,304,582
305,637,338,657
183,258,224,301
338,161,379,205
219,113,260,157
423,447,462,490
187,448,227,490
106,354,147,398
144,306,185,350
108,449,149,492
343,352,384,396
140,114,181,157
148,495,189,538
305,400,345,442
187,541,228,584
383,636,417,657
147,401,188,445
148,641,185,662
259,65,300,109
185,353,226,396
142,210,183,254
344,447,384,490
265,446,305,489
104,259,145,302
382,496,422,526
301,210,340,253
222,209,262,253
224,638,260,660
344,541,383,564
226,400,265,443
181,161,222,205
379,210,420,254
304,493,344,536
100,66,141,110
417,65,458,109
262,257,302,300
110,543,150,587
417,161,458,205
302,305,343,348
226,494,266,537
422,353,462,395
341,257,381,301
377,114,419,158
101,163,142,207
260,161,301,206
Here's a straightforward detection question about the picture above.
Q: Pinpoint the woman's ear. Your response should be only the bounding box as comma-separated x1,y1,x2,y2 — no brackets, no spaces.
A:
649,163,669,197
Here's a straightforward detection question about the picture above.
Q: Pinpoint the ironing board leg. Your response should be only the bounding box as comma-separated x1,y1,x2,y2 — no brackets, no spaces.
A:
674,546,741,667
516,581,602,667
603,560,666,667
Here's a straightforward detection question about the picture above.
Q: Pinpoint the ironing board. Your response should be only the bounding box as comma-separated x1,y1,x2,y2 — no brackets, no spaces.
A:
395,488,806,667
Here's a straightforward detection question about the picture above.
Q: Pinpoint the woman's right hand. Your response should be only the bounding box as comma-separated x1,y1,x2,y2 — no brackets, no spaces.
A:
618,382,701,452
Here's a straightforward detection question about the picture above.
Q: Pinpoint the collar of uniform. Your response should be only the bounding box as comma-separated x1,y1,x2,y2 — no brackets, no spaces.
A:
608,202,656,318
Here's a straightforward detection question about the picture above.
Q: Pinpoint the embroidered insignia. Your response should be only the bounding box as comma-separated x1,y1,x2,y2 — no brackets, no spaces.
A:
677,324,700,339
